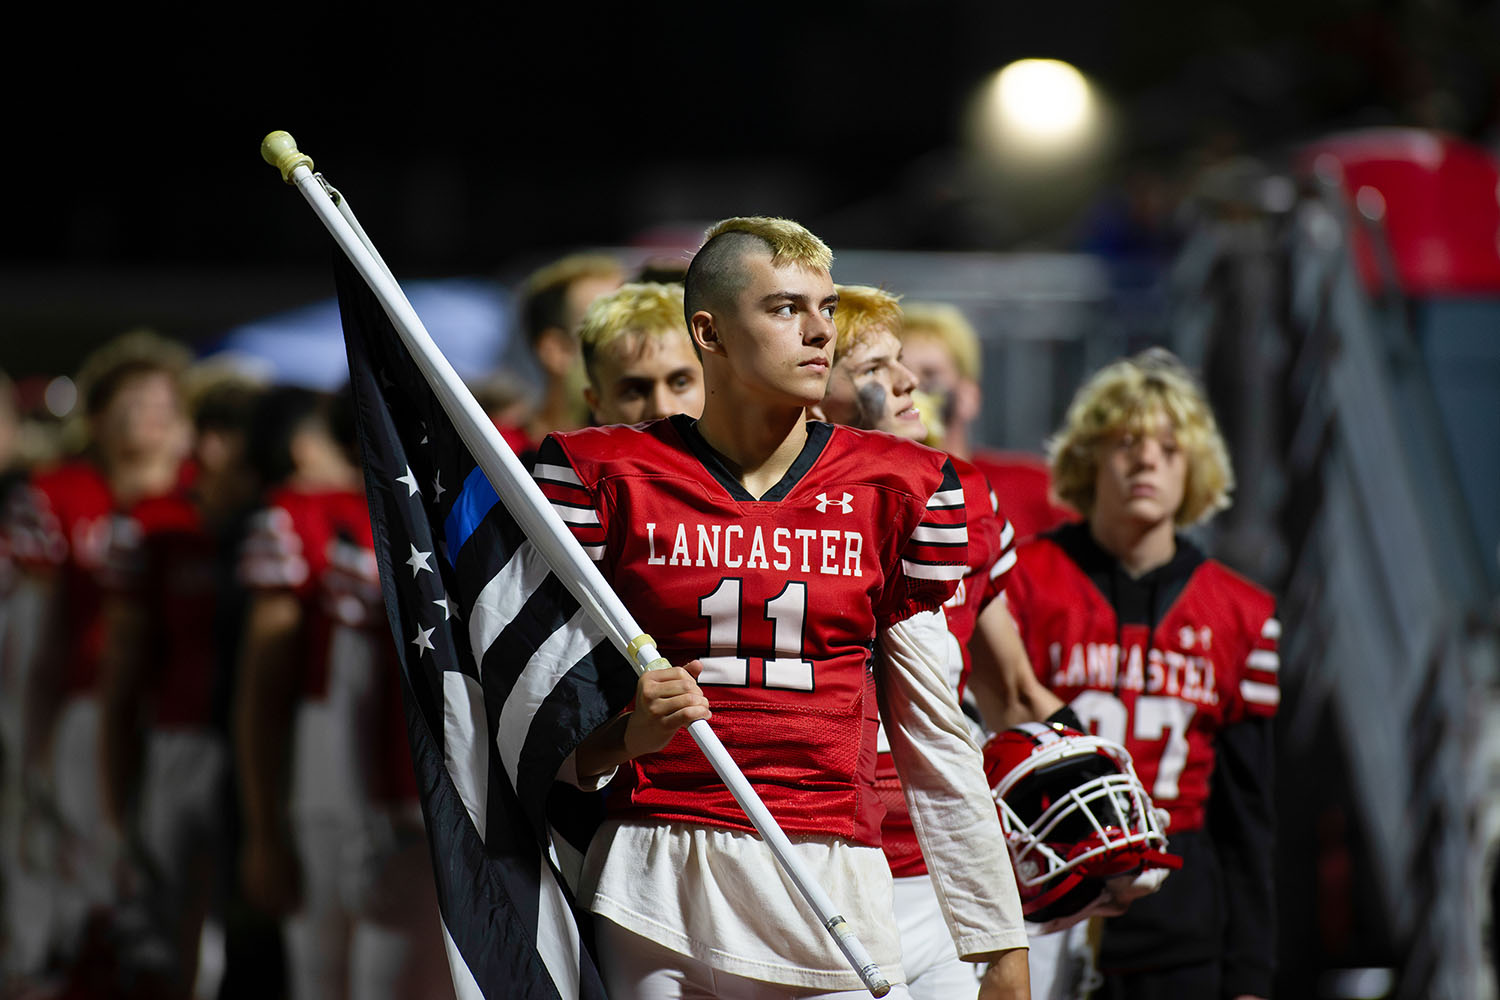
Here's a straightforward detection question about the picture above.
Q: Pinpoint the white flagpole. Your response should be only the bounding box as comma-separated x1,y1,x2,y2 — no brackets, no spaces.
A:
261,132,893,998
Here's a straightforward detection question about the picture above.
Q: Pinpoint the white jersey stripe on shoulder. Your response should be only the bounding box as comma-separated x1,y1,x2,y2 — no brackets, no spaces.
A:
581,544,604,561
999,520,1015,549
1240,679,1281,707
926,487,965,510
533,463,584,487
902,558,968,581
549,503,601,526
1261,617,1282,640
1247,649,1280,673
911,522,969,543
989,548,1017,580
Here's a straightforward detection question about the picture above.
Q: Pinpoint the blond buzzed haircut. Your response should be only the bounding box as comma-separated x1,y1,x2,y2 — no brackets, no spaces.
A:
900,302,982,381
578,282,690,384
683,216,834,324
831,284,903,361
520,253,625,344
700,217,833,271
1047,348,1233,526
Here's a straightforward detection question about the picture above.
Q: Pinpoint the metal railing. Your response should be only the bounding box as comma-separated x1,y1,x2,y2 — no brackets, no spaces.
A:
1169,169,1500,999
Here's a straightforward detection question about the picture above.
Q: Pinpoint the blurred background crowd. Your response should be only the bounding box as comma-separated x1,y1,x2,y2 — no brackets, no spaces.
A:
4,3,1500,998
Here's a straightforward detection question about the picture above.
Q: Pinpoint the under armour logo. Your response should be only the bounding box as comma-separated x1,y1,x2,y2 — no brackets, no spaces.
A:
1179,626,1213,650
815,492,854,514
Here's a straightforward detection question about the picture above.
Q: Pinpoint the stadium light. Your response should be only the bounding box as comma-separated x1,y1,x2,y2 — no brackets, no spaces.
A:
969,58,1104,163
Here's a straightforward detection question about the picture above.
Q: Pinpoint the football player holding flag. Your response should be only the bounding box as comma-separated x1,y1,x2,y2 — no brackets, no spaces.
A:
539,218,1031,999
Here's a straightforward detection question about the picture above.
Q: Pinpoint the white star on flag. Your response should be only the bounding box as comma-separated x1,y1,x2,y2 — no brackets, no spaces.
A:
397,465,421,497
410,624,435,655
434,595,460,621
406,544,434,577
433,471,446,502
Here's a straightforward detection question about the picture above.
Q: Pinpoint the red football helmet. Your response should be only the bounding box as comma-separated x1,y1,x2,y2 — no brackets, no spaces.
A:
983,722,1179,930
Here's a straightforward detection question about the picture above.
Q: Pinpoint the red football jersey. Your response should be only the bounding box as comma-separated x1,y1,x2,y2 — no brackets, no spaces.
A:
874,456,1017,877
6,462,119,695
240,488,379,699
969,449,1076,545
537,415,966,846
1004,523,1279,833
114,489,218,727
239,486,416,803
950,459,1016,690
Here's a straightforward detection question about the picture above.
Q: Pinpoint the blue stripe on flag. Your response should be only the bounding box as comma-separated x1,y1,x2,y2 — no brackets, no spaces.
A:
444,465,499,565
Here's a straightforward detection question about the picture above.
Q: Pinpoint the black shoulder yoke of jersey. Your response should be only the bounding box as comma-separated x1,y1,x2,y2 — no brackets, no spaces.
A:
1043,520,1208,626
668,414,834,503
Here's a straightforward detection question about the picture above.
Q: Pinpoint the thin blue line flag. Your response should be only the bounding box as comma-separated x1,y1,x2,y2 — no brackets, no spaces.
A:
335,252,635,1000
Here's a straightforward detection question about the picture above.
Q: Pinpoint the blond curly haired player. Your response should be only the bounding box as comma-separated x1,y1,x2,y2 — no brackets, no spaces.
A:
997,349,1278,1000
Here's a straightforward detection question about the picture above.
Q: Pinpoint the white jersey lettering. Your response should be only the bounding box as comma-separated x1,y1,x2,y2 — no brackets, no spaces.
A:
747,526,770,570
1051,641,1221,707
696,523,721,567
637,521,868,578
794,528,816,572
772,528,792,571
669,523,691,566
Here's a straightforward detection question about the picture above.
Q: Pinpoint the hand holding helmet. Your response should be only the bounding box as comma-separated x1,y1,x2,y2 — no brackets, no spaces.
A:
983,721,1182,934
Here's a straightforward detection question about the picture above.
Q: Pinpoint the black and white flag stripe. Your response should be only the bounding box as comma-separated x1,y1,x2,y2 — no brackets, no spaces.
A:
335,253,636,1000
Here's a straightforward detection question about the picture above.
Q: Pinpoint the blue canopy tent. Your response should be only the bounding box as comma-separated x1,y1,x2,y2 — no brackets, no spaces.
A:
203,277,530,391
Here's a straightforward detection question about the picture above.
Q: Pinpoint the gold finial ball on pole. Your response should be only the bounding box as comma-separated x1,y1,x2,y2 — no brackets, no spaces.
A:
261,131,314,184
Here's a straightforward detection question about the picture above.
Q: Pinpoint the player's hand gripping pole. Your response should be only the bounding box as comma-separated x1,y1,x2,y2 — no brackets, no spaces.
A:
260,131,892,998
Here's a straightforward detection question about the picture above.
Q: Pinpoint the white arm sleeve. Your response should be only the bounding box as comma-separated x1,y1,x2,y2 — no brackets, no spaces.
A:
878,608,1029,960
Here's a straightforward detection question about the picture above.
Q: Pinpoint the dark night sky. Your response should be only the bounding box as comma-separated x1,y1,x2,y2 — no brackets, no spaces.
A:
2,1,1497,372
16,2,1497,267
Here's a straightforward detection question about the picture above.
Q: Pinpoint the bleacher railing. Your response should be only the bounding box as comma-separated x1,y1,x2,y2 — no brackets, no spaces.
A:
1169,170,1500,1000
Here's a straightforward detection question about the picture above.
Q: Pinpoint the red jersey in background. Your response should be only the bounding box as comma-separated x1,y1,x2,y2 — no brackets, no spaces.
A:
1002,522,1278,834
6,462,118,695
969,448,1075,544
239,486,415,804
113,489,219,727
1006,520,1280,992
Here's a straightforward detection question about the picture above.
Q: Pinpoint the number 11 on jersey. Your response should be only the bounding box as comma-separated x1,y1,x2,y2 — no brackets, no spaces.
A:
698,578,814,690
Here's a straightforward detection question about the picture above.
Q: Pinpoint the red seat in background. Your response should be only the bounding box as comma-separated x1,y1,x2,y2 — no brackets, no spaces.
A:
1298,128,1500,296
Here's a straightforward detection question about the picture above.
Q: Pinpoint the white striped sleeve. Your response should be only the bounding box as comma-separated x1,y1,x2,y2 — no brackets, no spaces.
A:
1239,611,1281,718
533,437,607,561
